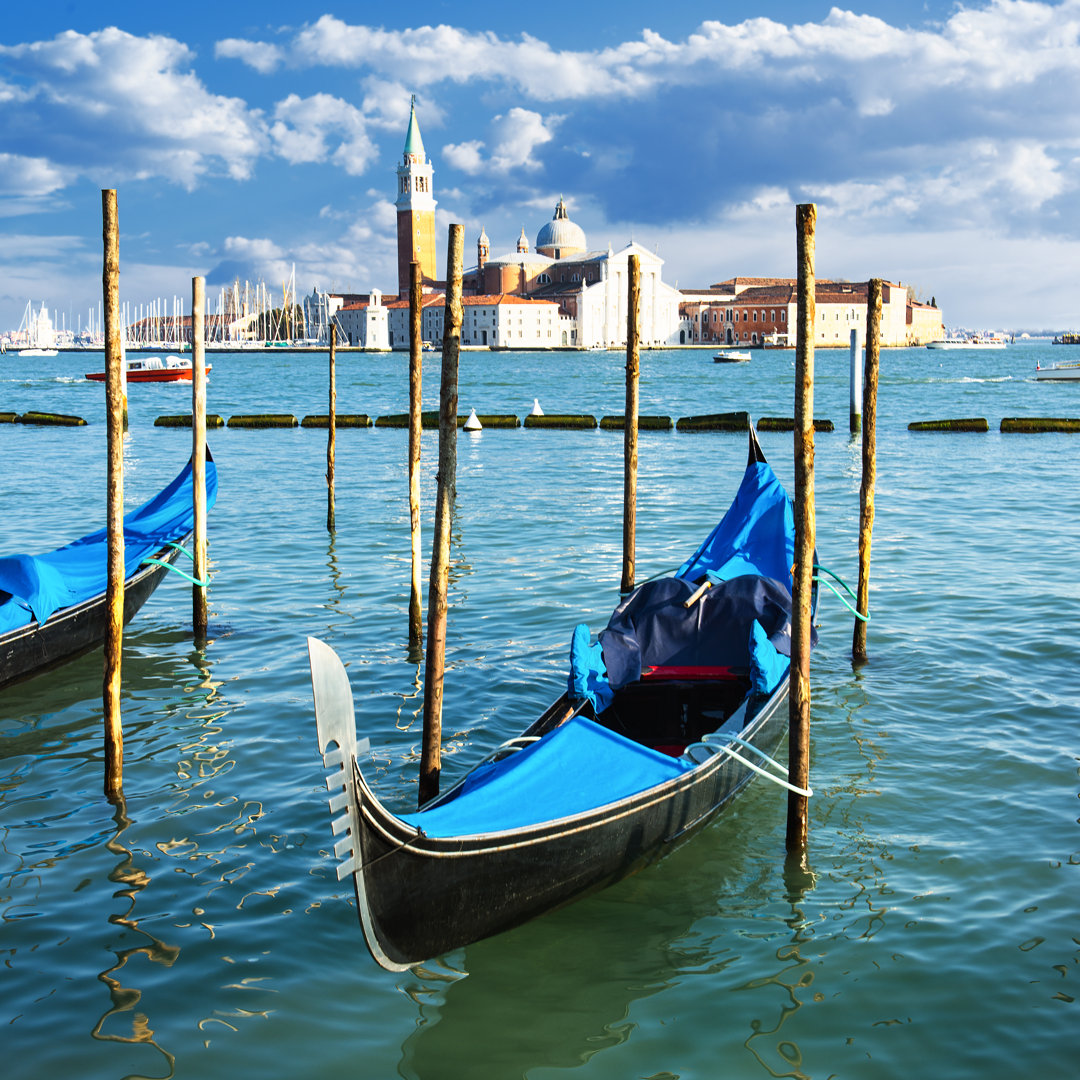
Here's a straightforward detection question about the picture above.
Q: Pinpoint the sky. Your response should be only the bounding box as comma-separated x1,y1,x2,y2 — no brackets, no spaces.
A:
2,0,1079,334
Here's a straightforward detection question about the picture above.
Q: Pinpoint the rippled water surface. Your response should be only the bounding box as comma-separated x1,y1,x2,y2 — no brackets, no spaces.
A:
2,343,1077,1079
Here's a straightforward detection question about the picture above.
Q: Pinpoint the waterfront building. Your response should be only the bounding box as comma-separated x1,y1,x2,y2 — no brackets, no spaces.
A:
396,97,438,298
465,198,685,348
384,293,572,349
333,290,390,350
680,278,943,347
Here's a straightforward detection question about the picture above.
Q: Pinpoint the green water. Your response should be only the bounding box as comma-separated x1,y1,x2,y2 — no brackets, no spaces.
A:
1,344,1077,1078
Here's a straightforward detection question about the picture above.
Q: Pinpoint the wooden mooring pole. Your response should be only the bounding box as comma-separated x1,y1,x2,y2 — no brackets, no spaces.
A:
327,323,337,532
420,225,463,806
408,261,424,658
786,202,817,852
102,188,124,801
621,254,640,594
853,279,881,664
192,275,208,642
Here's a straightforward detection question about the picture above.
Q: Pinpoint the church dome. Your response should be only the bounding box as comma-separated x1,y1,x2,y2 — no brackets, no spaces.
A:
536,197,586,257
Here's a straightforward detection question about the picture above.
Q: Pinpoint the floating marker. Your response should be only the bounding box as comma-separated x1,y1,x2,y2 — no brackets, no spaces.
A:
464,408,482,431
530,398,544,416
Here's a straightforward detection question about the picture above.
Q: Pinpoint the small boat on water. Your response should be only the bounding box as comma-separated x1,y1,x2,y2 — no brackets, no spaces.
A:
0,454,218,687
18,348,59,358
713,349,752,363
1036,360,1080,381
310,428,815,970
85,355,210,383
927,334,1007,350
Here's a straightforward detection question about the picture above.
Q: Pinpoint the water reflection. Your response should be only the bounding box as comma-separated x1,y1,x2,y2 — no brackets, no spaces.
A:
91,795,178,1080
395,817,825,1080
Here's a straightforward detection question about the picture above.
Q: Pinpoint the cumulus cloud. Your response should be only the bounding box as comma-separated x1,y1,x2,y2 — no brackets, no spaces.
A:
270,93,377,175
444,109,558,175
0,28,268,189
215,37,285,73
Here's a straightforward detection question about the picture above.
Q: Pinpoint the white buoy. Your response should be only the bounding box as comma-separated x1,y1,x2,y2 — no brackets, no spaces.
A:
464,407,482,431
530,398,544,416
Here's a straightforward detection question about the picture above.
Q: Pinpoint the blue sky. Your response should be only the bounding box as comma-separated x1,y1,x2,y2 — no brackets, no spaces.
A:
2,1,1079,333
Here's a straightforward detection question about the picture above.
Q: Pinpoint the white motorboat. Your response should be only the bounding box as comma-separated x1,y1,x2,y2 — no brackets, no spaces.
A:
927,334,1007,350
1035,361,1080,381
713,350,752,363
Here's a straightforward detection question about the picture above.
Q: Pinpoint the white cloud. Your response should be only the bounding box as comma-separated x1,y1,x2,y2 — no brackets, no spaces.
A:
0,28,268,189
444,109,558,175
215,37,285,74
0,153,70,197
270,93,377,175
443,140,486,175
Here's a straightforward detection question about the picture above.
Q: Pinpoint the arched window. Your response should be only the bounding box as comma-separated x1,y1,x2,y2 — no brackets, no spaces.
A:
753,311,758,322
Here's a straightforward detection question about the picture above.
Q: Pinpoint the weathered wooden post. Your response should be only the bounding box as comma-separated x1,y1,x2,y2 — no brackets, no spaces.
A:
849,327,862,434
622,254,641,594
327,323,337,532
420,225,463,805
853,278,881,664
102,188,125,800
786,203,816,852
408,261,424,658
191,275,208,642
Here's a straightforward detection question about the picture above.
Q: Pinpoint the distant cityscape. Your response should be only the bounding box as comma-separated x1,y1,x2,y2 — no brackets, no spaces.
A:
6,102,1065,356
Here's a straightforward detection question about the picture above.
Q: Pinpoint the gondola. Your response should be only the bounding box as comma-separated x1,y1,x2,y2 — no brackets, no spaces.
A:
0,453,218,688
309,428,814,971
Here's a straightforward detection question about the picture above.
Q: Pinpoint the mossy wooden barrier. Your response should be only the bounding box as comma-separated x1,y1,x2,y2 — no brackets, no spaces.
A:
376,411,519,429
523,413,597,430
600,414,673,431
0,412,17,423
227,414,299,429
155,413,225,428
468,414,520,428
1000,417,1080,433
15,411,87,427
907,418,989,432
301,414,372,428
675,410,749,432
757,417,836,432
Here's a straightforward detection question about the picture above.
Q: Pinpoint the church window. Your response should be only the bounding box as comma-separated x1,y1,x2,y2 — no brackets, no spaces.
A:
781,310,786,322
770,310,776,322
753,311,758,322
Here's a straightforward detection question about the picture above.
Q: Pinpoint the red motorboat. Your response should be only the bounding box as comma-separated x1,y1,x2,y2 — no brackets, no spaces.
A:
85,355,210,383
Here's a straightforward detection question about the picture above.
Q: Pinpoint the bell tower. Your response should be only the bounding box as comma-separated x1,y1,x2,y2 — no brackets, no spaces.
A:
396,96,438,297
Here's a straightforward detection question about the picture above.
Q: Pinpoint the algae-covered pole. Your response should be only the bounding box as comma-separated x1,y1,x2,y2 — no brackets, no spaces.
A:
420,225,463,806
192,275,209,641
621,254,640,595
327,323,337,532
787,202,817,852
849,328,862,434
853,278,881,664
409,261,424,657
102,189,125,800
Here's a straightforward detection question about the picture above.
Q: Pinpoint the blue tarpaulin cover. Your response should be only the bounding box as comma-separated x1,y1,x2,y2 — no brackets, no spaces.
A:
0,456,218,636
401,715,692,838
568,453,800,709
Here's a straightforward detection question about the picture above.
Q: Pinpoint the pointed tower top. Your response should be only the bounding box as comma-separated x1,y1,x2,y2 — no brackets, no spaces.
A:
517,226,529,254
403,96,425,160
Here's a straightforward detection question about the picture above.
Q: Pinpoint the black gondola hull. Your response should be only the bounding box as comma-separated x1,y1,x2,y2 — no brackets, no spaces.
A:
328,673,788,971
0,536,189,688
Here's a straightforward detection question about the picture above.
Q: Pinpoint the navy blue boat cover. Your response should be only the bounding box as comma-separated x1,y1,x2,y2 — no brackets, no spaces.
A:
0,456,218,636
569,454,799,712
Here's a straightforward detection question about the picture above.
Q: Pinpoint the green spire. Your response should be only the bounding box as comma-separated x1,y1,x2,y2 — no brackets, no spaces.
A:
403,95,425,159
